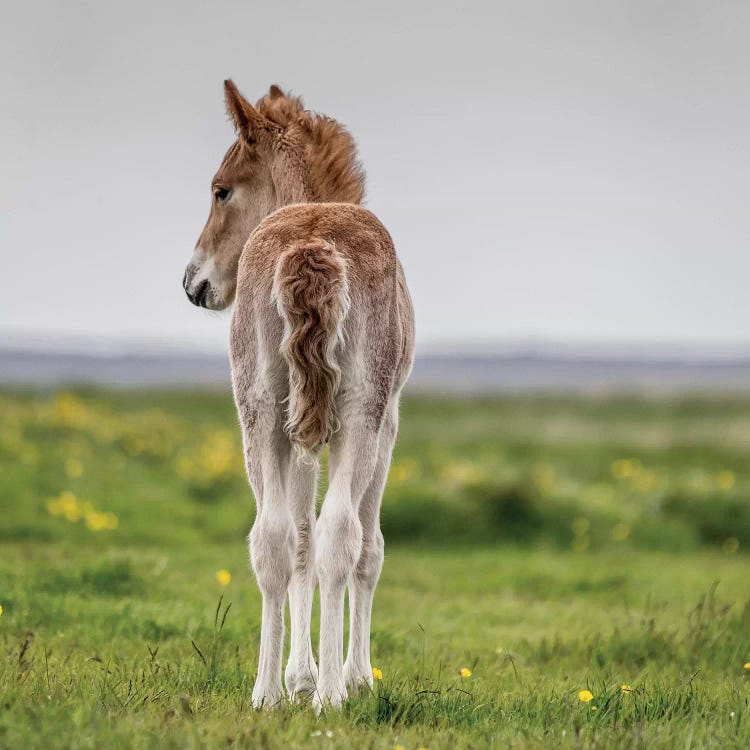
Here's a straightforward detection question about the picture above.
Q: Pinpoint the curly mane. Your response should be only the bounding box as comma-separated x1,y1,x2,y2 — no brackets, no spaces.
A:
256,86,366,205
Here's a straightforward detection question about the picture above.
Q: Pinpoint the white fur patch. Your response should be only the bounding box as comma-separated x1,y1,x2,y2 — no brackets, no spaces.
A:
185,249,215,294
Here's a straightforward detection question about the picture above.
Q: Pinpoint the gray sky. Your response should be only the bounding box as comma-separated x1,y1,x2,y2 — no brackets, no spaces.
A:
1,0,748,353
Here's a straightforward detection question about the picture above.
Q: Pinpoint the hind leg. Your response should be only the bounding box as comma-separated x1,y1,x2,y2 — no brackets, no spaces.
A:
344,398,398,690
284,459,319,700
313,405,382,711
238,391,295,710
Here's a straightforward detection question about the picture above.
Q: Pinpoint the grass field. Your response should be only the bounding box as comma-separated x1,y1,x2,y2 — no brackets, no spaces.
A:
1,389,750,749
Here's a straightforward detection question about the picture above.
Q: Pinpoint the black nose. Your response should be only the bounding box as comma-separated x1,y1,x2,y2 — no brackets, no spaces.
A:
186,279,209,307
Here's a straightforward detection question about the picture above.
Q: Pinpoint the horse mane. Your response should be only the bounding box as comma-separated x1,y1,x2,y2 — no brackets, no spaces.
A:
256,86,366,205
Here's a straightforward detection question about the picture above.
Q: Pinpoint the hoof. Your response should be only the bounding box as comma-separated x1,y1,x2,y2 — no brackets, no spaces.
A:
312,684,347,714
251,684,284,711
344,662,374,692
285,657,319,702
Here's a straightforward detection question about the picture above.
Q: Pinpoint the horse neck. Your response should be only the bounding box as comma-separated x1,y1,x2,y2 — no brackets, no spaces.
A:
271,142,315,207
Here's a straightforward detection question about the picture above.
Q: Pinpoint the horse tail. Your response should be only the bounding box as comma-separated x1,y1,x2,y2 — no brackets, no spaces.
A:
272,239,350,456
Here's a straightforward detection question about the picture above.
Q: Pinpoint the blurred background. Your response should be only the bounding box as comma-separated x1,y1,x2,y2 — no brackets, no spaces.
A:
2,0,749,546
2,0,750,554
2,3,750,746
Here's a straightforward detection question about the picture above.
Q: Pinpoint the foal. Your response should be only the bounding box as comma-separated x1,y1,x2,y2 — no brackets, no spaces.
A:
183,81,414,711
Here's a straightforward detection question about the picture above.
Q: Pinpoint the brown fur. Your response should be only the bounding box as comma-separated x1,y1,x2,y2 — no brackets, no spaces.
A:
230,200,412,452
272,239,349,453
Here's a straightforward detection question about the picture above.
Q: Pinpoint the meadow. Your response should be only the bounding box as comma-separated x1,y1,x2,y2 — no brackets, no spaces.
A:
1,388,749,749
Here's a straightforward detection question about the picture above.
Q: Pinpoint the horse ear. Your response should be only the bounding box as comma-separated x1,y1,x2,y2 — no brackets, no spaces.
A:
224,79,264,140
268,84,284,100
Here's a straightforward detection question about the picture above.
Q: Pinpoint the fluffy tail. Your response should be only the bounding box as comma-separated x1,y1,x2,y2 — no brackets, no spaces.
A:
272,239,350,455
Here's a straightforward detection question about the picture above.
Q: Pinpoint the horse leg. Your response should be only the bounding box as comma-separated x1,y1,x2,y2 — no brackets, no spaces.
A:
313,407,381,712
239,393,294,710
284,458,319,700
343,398,398,690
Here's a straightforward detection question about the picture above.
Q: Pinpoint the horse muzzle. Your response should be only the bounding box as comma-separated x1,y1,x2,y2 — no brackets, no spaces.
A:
184,274,211,308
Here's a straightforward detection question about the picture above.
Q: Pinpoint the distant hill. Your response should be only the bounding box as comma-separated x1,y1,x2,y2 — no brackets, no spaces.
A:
1,346,749,393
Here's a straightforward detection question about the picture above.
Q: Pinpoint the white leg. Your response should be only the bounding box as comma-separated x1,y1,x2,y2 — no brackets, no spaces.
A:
344,402,397,690
241,398,294,710
284,459,319,700
313,413,380,712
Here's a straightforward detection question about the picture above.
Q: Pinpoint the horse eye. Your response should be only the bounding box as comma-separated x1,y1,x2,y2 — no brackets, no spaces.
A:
213,187,231,204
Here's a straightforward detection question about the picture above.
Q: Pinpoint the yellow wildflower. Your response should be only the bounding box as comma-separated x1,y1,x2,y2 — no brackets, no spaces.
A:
47,492,117,531
372,667,383,681
0,604,3,616
393,745,405,750
47,491,82,522
85,512,105,531
744,662,750,670
84,511,119,531
459,667,472,678
54,392,87,427
621,684,633,694
591,705,598,711
216,570,232,587
578,689,594,703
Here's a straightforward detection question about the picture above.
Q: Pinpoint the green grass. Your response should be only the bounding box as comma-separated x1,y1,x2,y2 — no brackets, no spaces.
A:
1,389,750,749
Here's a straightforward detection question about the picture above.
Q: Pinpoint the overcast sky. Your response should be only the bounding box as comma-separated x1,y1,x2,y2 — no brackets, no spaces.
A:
1,1,748,353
